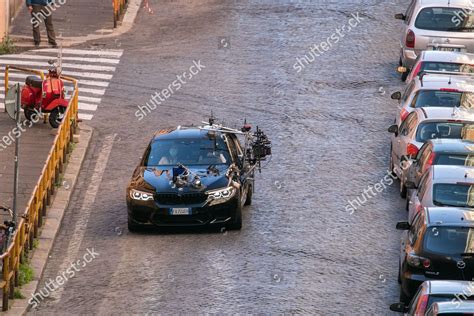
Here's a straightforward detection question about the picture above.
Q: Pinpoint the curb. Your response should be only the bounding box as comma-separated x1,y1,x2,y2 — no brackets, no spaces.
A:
3,123,93,315
10,0,142,48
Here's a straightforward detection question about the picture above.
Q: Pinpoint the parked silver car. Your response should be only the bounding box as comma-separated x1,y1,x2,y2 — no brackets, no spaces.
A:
391,72,474,124
398,50,474,82
406,165,474,223
396,0,474,72
388,107,474,183
426,301,474,315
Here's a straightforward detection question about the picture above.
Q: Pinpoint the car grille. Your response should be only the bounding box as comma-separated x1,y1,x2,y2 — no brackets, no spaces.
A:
155,193,208,205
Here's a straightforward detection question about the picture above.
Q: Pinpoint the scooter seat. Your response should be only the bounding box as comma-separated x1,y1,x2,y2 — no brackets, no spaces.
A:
25,76,43,89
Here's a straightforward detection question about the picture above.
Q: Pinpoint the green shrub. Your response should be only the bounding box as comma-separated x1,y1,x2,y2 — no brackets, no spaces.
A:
0,37,16,55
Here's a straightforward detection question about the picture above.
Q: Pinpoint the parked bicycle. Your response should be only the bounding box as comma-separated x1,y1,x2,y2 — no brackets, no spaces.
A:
0,206,15,254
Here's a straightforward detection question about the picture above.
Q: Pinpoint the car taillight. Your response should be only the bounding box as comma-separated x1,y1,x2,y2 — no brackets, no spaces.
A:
407,143,419,157
400,108,410,121
415,294,429,316
406,30,415,49
407,253,431,269
440,88,460,92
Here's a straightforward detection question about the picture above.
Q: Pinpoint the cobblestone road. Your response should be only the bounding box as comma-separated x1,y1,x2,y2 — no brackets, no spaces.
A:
32,0,410,314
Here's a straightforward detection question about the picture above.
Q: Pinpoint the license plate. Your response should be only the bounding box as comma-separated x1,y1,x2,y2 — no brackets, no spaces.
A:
170,208,190,215
432,46,461,52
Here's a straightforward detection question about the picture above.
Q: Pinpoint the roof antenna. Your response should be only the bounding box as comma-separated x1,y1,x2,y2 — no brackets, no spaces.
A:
209,111,215,126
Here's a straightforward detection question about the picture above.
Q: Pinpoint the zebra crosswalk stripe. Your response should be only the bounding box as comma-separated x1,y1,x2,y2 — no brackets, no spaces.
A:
0,48,122,121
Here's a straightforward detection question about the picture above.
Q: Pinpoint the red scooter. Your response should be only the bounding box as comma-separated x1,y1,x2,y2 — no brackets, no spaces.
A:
21,60,68,128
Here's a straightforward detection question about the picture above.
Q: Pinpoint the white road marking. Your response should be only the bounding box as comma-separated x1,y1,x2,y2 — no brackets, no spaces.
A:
0,59,116,71
32,48,123,58
78,103,98,111
47,135,116,301
78,95,101,103
0,75,110,88
78,113,94,120
0,54,120,64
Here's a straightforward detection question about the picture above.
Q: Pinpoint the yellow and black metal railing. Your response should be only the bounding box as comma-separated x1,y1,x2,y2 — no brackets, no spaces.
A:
0,66,78,310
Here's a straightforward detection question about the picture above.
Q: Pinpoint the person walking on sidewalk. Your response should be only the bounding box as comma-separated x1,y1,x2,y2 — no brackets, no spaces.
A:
26,0,58,48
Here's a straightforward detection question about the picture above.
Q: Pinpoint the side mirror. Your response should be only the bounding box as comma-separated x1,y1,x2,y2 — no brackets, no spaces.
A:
394,13,406,20
396,221,411,230
388,125,398,134
405,181,416,189
391,91,402,100
390,302,408,313
397,66,407,74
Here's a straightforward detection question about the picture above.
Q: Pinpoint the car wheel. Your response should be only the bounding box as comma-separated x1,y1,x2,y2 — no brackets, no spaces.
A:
227,201,242,230
400,179,407,199
127,215,142,232
399,287,410,305
400,68,409,82
244,184,252,206
405,198,410,212
389,149,398,179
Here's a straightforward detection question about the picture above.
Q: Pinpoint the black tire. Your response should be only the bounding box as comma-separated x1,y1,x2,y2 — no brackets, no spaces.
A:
400,286,411,305
49,107,65,128
405,198,410,212
389,150,398,180
401,69,409,82
127,215,142,232
398,264,402,284
227,201,242,230
24,108,36,122
244,184,253,206
400,180,407,199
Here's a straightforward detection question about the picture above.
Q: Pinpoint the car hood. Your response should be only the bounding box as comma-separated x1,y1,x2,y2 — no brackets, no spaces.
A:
133,165,231,193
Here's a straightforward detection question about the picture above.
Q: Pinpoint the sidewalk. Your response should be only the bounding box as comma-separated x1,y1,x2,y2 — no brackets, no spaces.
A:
0,113,55,220
8,0,128,47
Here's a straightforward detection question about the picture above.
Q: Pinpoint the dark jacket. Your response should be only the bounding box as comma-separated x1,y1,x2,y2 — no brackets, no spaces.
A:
26,0,51,6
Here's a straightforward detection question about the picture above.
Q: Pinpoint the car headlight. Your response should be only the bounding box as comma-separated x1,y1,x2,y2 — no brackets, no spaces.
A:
207,186,236,200
129,189,154,201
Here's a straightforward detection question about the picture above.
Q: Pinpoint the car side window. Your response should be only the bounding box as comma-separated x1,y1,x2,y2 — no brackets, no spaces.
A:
417,172,429,199
400,112,416,135
406,113,419,136
409,212,423,245
418,147,432,172
224,135,238,163
402,81,416,104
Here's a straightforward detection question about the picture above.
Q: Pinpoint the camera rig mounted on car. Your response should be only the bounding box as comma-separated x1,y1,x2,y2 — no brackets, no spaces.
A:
200,115,272,173
167,115,272,190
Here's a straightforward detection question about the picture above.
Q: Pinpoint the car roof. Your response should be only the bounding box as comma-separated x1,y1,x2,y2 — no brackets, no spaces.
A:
426,207,474,226
427,280,474,295
152,127,224,141
420,0,474,7
413,74,474,92
420,51,474,64
430,301,474,313
429,139,474,153
415,107,474,121
430,165,474,180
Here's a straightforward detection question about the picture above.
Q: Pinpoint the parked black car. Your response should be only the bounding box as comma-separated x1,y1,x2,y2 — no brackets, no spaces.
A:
126,120,271,232
396,207,474,304
401,139,474,198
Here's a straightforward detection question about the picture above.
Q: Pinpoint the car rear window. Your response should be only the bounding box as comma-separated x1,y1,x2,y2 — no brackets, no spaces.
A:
435,154,474,166
433,183,474,207
425,226,474,255
421,62,474,74
415,7,474,32
416,122,473,143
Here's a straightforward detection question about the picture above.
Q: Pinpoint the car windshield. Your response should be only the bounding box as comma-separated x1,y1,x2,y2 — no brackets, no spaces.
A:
412,91,474,109
433,183,474,207
144,137,232,166
421,62,474,74
415,7,474,32
425,226,474,255
436,154,474,166
416,122,473,142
